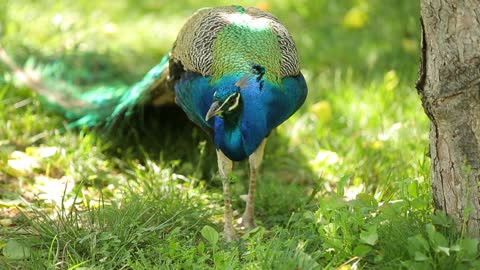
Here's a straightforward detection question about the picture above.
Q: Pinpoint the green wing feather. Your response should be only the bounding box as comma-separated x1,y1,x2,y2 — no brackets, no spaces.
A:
70,55,171,127
0,46,171,128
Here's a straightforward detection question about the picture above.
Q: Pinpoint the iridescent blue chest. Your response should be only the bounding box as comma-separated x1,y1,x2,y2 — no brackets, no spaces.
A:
175,73,307,161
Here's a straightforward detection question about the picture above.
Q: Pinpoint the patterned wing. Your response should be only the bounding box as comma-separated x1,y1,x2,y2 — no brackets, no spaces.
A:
170,6,300,78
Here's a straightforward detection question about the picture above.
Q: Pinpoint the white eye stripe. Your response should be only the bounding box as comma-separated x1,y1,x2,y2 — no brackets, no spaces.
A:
216,93,241,112
227,93,241,111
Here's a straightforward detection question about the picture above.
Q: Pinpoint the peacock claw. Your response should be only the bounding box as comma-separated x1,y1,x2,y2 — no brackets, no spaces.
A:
239,194,248,202
240,215,257,231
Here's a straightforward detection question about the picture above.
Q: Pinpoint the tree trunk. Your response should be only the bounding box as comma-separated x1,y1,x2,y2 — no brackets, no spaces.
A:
417,0,480,237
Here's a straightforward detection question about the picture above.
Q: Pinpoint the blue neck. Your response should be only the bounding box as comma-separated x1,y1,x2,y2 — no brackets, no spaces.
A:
174,71,308,162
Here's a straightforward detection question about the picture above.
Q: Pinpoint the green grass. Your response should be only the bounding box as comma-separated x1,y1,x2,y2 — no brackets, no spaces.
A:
1,0,479,269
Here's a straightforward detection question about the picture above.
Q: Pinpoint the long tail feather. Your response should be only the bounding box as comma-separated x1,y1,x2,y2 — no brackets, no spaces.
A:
0,45,173,128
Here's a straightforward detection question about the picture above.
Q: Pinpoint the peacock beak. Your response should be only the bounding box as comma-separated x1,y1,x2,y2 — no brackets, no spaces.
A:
205,101,222,121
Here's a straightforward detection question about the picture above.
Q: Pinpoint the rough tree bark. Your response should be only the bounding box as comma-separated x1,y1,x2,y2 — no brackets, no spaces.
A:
417,0,480,237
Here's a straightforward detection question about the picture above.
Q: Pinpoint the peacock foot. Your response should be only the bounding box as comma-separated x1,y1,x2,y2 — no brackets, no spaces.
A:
240,213,257,231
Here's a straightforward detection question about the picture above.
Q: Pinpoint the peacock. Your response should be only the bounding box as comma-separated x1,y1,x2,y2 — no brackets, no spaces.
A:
0,6,308,241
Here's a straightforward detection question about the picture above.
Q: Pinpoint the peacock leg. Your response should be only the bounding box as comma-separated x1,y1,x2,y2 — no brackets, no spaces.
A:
241,138,267,230
216,149,237,242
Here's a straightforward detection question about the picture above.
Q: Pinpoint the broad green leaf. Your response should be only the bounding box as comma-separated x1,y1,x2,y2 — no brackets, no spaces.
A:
407,180,419,198
450,244,460,252
295,247,320,269
197,241,205,254
353,244,372,257
431,211,451,228
2,240,30,260
407,235,430,255
360,226,378,246
425,224,447,247
438,246,450,256
201,225,219,247
460,238,479,259
355,193,378,210
241,225,265,240
414,251,428,261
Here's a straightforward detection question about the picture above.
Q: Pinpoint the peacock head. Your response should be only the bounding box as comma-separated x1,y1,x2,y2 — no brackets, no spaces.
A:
205,64,265,121
205,85,242,121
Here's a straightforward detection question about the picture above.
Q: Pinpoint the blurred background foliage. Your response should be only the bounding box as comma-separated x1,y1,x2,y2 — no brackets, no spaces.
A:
0,0,419,79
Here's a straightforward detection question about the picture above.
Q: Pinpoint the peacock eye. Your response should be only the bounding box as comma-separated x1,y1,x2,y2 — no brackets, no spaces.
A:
226,93,240,111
